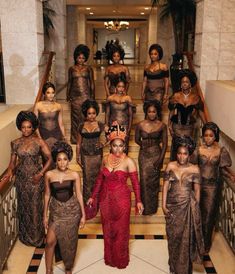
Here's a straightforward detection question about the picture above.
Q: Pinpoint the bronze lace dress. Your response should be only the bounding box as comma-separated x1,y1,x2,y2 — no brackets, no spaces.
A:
144,69,169,104
107,100,132,153
49,180,81,270
191,147,232,252
164,170,204,274
168,97,204,160
104,71,130,95
11,136,45,246
38,110,63,148
68,66,93,144
137,125,166,215
78,122,104,203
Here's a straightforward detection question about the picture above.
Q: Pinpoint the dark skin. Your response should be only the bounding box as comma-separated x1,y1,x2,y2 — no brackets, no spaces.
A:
87,138,144,214
168,76,206,136
1,120,52,184
162,146,200,216
196,129,235,181
105,81,133,135
142,48,169,102
76,107,108,167
135,105,168,169
67,53,95,101
104,51,130,97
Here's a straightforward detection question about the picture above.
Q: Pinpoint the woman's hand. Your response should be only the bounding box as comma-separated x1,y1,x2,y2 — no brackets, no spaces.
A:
163,94,169,104
137,202,144,215
95,142,104,149
162,206,170,216
79,215,86,229
87,198,94,207
0,170,13,183
32,173,43,184
43,216,48,231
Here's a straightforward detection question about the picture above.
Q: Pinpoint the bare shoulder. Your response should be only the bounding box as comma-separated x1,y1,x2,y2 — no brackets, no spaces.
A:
69,169,80,179
189,163,200,174
125,156,136,168
125,95,132,102
160,63,168,70
144,64,150,70
166,161,177,171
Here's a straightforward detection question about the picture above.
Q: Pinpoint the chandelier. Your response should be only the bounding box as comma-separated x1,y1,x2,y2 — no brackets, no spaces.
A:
104,20,129,31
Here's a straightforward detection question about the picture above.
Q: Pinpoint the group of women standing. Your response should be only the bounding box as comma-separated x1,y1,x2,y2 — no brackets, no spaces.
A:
0,40,234,274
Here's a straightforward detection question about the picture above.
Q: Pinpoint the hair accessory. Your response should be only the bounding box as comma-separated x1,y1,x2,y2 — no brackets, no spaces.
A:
106,121,126,142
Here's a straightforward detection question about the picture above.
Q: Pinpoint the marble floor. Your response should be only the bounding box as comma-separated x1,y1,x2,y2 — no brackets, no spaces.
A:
3,224,235,274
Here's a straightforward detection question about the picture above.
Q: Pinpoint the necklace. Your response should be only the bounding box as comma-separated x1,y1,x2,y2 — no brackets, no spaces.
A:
107,153,126,169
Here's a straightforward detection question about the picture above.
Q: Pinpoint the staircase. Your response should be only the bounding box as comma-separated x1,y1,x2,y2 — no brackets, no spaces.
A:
59,98,171,225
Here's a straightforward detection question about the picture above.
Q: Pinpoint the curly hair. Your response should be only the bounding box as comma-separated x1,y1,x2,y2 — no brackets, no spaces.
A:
73,44,90,63
202,122,220,142
113,72,127,87
173,136,196,155
178,69,197,88
42,81,55,95
16,111,39,131
81,99,100,117
108,44,125,61
143,100,162,120
148,44,163,61
51,141,73,162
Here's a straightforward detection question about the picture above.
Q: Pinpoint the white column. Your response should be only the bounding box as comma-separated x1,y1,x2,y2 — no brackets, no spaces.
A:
147,9,158,62
194,0,235,91
77,13,86,45
44,0,67,86
0,0,44,104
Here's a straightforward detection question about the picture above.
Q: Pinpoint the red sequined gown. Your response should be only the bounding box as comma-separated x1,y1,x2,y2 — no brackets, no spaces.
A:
91,167,141,269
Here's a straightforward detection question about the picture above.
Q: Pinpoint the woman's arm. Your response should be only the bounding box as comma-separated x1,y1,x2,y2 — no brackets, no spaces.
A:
76,131,83,167
1,145,17,182
125,66,131,92
155,124,168,168
89,66,95,99
105,101,110,126
67,67,72,101
58,105,66,139
162,163,172,215
104,67,110,97
141,75,147,101
43,172,51,231
33,139,52,184
163,64,169,102
135,123,142,147
127,100,133,134
74,172,85,228
33,103,42,139
193,182,200,203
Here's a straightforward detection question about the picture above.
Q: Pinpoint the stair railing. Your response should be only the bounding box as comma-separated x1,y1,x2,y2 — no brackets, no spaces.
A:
0,51,55,274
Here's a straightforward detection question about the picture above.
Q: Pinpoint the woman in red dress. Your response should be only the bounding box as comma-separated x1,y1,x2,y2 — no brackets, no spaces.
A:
87,122,143,269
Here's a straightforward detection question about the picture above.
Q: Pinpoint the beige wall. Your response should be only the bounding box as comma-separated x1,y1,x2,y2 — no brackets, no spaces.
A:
205,80,235,169
0,0,44,104
44,0,67,86
194,0,235,92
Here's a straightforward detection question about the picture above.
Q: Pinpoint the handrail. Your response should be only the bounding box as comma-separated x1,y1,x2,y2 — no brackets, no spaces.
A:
183,51,210,122
0,50,55,273
33,51,56,109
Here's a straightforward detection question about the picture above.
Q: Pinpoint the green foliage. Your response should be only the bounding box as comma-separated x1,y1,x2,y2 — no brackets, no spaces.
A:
151,0,196,53
42,0,56,37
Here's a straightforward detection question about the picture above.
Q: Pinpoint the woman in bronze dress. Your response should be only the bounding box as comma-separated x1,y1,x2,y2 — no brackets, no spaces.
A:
168,69,206,160
87,123,143,269
191,122,234,253
67,44,95,144
2,111,52,246
104,44,130,97
135,100,167,215
142,44,169,106
105,76,133,154
76,99,107,203
163,136,204,274
44,141,85,274
34,82,65,148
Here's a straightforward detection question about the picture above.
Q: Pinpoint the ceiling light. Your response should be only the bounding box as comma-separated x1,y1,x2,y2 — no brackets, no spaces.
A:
104,20,129,32
144,7,150,10
86,7,91,10
89,12,94,15
140,12,145,15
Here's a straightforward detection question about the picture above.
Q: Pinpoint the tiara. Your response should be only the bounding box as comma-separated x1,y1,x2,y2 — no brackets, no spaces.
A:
106,121,126,142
